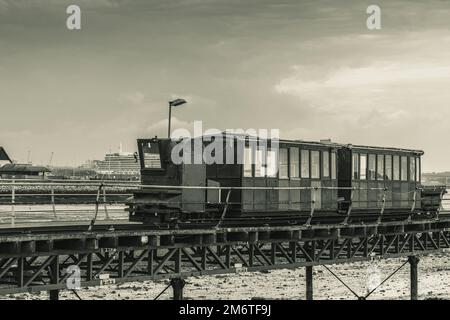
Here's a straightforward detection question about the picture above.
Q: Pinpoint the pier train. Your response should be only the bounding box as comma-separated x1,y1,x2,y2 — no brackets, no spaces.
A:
126,133,446,227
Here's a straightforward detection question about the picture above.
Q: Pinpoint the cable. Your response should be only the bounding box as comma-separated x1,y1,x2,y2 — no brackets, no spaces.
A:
153,283,172,300
322,265,361,299
71,289,83,300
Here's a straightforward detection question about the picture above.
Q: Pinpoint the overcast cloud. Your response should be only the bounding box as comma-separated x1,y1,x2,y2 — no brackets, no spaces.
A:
0,0,449,171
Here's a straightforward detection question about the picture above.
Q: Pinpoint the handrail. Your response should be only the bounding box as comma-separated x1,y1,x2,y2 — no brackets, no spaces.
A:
1,180,446,228
0,178,138,184
137,184,387,191
1,179,445,192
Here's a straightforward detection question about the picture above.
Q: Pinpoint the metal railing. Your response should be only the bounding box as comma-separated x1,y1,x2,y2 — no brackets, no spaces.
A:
0,179,133,226
0,179,447,227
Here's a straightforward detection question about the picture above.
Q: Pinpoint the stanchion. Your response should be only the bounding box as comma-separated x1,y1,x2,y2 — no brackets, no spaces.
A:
306,266,313,300
11,179,15,226
408,256,419,300
171,278,186,300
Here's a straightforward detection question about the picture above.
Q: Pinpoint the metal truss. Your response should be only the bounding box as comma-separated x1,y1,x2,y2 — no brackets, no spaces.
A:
0,219,450,298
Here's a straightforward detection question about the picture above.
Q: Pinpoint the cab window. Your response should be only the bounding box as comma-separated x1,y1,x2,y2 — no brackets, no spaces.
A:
401,156,408,181
352,153,359,180
410,157,416,182
255,149,264,177
377,154,384,180
368,154,376,180
331,152,337,179
279,148,289,179
142,141,161,169
393,155,400,180
385,155,392,180
416,157,421,182
322,151,330,178
360,154,367,180
266,149,277,178
311,151,320,179
243,147,252,177
301,150,310,178
290,147,299,178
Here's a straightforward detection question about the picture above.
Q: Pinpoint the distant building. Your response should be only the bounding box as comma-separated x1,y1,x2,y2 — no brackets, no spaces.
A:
0,163,51,180
80,159,101,170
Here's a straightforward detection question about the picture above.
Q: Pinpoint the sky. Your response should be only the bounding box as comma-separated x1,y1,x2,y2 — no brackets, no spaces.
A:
0,0,450,172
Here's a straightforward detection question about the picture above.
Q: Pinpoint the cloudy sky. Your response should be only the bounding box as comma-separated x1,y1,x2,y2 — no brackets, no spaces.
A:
1,0,450,171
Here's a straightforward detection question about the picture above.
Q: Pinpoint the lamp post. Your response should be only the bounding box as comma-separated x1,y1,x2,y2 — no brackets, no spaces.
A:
168,98,187,138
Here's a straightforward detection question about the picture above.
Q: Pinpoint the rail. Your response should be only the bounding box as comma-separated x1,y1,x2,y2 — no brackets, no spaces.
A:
0,179,133,226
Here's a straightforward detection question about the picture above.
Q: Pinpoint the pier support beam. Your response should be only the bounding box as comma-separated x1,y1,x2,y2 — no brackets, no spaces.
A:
49,256,60,300
408,256,419,300
49,290,59,300
171,278,186,300
306,266,313,300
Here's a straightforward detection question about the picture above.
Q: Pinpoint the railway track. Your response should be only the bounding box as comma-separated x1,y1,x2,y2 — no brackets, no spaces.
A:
0,220,141,235
1,211,449,236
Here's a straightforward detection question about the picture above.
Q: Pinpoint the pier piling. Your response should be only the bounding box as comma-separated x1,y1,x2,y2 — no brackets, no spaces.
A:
49,290,59,300
171,278,186,300
306,266,313,300
408,256,419,300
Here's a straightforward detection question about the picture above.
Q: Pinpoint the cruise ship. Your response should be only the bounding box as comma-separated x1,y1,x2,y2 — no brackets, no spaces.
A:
96,147,140,176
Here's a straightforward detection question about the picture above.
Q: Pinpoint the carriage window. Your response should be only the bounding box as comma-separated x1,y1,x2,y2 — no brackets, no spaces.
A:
352,153,359,180
368,154,376,180
301,150,310,178
331,152,337,179
410,157,416,182
311,151,320,179
279,148,288,179
393,155,400,180
322,151,330,178
385,155,392,180
142,141,161,169
243,147,252,177
255,149,264,177
266,150,277,178
289,147,299,178
416,157,421,182
401,156,408,181
376,154,384,180
360,154,367,180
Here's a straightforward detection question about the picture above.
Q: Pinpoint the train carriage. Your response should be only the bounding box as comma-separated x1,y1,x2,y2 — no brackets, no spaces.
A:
337,145,424,222
128,133,445,227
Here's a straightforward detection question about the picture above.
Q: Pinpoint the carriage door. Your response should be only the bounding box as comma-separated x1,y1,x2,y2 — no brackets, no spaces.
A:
310,150,321,209
337,147,352,211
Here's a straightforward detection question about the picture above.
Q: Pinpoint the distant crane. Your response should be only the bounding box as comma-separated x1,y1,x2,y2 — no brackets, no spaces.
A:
48,152,54,167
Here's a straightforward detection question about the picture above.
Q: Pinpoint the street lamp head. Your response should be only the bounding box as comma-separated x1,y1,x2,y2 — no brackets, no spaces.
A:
169,98,187,107
168,98,187,138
